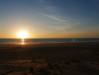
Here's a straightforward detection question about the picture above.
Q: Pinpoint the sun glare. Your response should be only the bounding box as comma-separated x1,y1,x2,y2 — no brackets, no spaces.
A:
17,31,29,39
17,30,29,45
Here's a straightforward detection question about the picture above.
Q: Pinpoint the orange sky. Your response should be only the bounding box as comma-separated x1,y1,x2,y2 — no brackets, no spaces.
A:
0,33,99,38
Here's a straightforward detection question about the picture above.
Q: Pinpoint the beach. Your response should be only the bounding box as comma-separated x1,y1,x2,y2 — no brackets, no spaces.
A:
0,42,99,75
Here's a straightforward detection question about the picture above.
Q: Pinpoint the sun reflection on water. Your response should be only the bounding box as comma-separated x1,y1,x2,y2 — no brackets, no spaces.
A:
21,38,25,45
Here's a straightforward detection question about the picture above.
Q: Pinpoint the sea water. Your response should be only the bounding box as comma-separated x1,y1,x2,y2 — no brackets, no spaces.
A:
0,38,99,44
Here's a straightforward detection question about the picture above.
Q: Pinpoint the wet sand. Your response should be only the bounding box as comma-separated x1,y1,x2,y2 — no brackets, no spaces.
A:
0,42,99,75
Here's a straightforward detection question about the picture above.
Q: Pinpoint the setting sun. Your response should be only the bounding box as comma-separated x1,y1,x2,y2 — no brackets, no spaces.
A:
17,30,29,39
16,30,29,45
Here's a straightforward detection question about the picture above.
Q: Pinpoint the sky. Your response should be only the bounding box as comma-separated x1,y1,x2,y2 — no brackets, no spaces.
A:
0,0,99,38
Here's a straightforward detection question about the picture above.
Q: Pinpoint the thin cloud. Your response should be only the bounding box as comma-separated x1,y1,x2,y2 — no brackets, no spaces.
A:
43,14,66,22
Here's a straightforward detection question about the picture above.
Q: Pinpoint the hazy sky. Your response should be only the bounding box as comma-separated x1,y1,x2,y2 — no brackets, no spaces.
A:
0,0,99,38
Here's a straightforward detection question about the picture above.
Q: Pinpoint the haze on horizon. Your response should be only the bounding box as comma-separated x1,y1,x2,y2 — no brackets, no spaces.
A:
0,0,99,38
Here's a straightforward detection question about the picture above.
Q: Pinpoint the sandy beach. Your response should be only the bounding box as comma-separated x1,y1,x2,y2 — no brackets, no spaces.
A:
0,42,98,75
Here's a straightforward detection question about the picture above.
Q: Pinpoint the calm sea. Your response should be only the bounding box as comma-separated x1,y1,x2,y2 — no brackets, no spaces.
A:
0,38,99,44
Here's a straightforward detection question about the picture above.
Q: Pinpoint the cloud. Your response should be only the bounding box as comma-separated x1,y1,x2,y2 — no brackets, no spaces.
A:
40,14,82,33
42,14,67,22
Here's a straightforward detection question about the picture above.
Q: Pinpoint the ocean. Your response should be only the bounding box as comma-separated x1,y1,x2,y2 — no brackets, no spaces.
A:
0,38,99,44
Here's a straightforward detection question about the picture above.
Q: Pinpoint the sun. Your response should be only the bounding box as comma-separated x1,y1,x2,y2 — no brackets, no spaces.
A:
17,30,29,39
16,30,29,45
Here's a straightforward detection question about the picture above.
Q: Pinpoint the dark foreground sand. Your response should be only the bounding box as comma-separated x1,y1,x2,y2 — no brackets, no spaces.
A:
0,42,99,75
